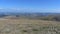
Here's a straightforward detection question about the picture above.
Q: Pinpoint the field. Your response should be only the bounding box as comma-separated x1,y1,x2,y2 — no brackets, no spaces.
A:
0,17,60,34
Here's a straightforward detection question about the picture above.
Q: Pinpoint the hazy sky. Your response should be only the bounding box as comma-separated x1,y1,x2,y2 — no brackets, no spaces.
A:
0,0,60,13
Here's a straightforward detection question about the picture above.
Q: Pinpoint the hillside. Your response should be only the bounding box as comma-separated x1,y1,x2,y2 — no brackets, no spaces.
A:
0,17,60,34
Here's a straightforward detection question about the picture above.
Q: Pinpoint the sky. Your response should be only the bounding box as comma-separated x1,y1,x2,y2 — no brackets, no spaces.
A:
0,0,60,13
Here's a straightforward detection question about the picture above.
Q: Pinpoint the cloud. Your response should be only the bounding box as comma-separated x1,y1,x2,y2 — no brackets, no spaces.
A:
0,8,60,13
0,8,4,10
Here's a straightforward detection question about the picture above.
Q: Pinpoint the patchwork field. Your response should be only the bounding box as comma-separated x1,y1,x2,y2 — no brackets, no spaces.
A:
0,18,60,34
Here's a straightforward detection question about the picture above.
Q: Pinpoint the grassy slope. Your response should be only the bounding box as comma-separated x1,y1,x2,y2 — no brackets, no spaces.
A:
0,18,60,34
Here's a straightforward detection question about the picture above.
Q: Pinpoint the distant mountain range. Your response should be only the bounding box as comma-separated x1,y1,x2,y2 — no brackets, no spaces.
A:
0,11,59,18
0,9,59,17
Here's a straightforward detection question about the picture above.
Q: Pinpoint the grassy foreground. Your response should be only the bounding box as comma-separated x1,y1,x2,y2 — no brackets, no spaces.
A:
0,18,60,34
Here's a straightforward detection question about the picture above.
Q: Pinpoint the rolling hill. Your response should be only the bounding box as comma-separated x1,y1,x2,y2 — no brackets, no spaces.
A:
0,16,59,34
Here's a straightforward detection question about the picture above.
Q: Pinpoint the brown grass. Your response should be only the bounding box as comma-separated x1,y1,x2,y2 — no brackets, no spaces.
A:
0,17,60,34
